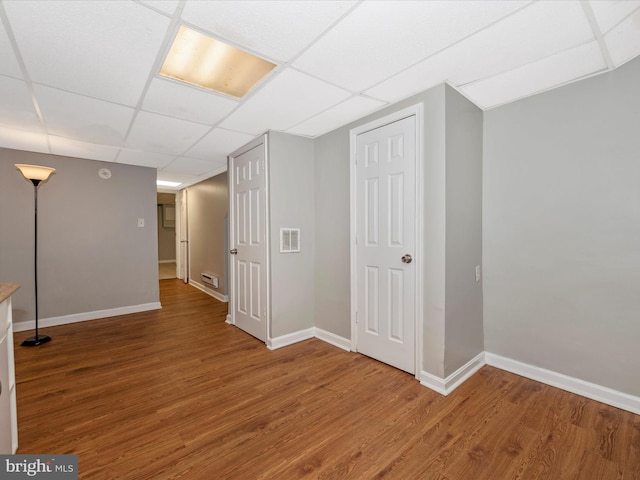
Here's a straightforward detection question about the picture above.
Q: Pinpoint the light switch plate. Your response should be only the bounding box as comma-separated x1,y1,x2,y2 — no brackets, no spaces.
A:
138,218,144,228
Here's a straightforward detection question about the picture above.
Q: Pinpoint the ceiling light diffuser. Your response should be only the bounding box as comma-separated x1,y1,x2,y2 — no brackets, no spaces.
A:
160,26,276,98
157,180,181,187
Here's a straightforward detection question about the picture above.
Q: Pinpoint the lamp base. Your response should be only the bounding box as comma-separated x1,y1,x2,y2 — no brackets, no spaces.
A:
21,334,52,347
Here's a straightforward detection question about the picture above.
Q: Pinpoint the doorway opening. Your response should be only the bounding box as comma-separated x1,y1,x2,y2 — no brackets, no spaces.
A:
157,192,177,280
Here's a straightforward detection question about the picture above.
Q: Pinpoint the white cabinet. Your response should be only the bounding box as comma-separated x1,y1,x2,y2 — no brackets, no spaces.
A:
0,283,18,454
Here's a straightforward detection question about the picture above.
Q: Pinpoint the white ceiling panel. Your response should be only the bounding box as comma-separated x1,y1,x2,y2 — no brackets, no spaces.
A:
293,0,529,92
34,85,134,146
461,41,607,109
366,0,597,104
1,0,639,189
161,156,218,176
3,0,170,106
49,136,120,162
604,8,640,66
288,96,387,137
126,111,211,155
181,0,356,62
142,78,239,125
0,26,22,79
589,1,640,34
0,126,49,154
117,149,176,169
139,0,180,16
0,76,41,131
220,68,351,135
185,128,255,161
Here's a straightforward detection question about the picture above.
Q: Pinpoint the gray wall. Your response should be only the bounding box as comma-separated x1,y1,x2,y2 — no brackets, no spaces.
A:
268,131,315,338
186,172,228,296
0,149,159,324
483,57,640,396
314,84,483,378
444,85,484,376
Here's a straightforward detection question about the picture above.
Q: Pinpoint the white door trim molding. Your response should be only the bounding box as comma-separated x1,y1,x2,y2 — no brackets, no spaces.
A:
349,103,424,379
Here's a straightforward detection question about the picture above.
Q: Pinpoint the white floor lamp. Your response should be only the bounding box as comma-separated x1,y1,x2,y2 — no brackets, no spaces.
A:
15,163,56,347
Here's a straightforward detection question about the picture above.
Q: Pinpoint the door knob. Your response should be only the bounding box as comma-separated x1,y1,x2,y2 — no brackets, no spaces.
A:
230,249,238,255
401,254,412,264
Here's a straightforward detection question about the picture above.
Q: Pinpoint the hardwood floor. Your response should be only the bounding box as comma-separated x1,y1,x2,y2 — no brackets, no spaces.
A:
14,280,639,479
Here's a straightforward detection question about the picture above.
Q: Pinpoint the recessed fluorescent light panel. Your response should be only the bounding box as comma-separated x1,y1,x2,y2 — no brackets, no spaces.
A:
160,26,277,99
157,180,182,187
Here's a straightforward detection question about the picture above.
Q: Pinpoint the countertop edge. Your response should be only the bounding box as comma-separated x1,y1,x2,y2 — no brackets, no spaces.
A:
0,282,20,304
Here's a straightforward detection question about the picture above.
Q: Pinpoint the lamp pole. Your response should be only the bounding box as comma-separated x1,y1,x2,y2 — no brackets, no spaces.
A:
15,164,55,346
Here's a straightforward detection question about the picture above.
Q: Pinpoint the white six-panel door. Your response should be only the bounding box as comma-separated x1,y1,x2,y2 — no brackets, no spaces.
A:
229,139,268,342
355,114,417,374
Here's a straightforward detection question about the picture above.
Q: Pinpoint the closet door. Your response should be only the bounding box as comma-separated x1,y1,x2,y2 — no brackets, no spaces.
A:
229,136,268,342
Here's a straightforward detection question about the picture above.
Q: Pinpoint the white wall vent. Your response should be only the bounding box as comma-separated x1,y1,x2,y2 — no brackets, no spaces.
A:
280,228,300,253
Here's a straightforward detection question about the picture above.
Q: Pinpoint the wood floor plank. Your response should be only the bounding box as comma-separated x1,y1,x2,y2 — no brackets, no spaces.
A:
13,279,639,479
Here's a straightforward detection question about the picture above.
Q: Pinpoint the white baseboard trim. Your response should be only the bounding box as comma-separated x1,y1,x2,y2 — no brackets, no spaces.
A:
314,328,351,351
486,352,640,415
267,328,315,350
266,327,352,352
189,280,229,303
12,302,162,332
420,352,486,396
225,314,233,325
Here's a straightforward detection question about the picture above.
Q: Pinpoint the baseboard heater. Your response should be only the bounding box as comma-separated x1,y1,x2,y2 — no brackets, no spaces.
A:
200,273,219,289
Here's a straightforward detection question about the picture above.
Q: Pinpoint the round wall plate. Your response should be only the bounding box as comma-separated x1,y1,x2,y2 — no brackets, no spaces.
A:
98,168,112,180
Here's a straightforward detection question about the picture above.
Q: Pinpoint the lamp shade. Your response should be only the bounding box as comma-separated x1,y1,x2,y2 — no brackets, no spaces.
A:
15,164,56,182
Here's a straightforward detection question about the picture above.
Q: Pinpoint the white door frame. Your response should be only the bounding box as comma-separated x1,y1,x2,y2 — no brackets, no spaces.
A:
175,189,189,283
227,134,271,342
349,104,424,378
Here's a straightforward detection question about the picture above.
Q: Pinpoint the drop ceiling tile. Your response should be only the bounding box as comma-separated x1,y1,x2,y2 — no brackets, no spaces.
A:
0,76,41,131
220,68,351,135
48,136,120,162
181,0,356,62
117,149,176,169
589,0,640,33
293,0,529,92
142,78,239,125
126,111,211,155
366,0,595,103
288,96,387,137
0,26,22,78
461,41,606,109
139,0,180,16
605,8,640,66
162,156,217,175
0,126,49,153
185,128,255,161
3,0,170,106
34,85,135,146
